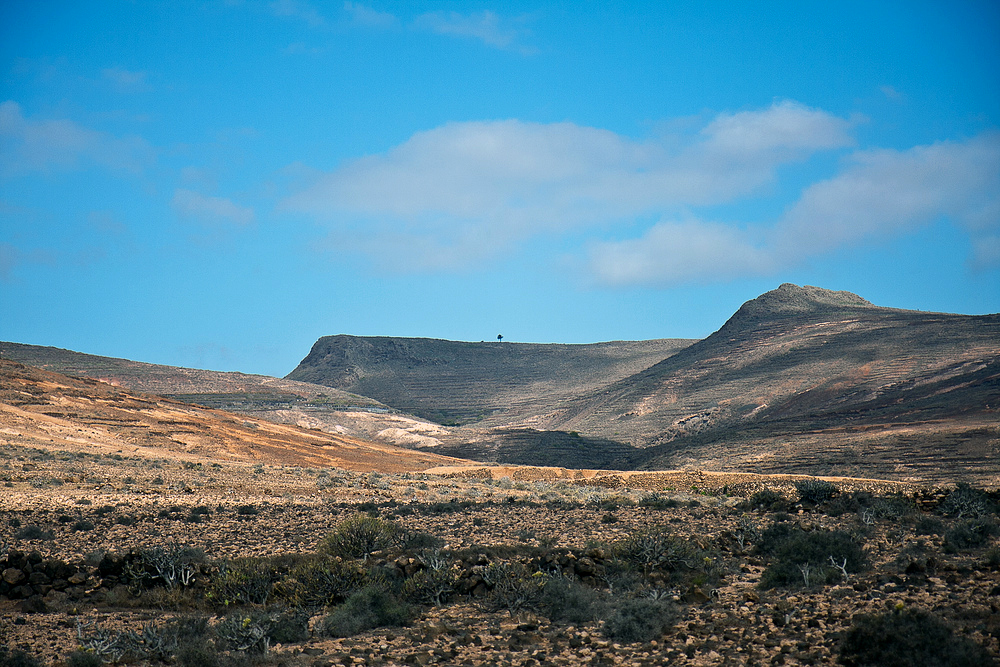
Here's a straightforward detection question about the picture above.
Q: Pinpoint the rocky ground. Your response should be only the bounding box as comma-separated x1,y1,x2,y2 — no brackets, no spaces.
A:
2,441,998,667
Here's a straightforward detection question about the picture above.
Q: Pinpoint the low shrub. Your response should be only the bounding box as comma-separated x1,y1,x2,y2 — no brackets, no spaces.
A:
757,526,866,590
795,479,838,505
209,557,280,607
613,527,701,575
14,525,53,541
539,575,609,624
838,607,995,667
322,586,413,637
215,610,274,654
602,596,678,643
939,482,995,519
745,489,788,512
65,651,102,667
277,558,369,610
637,492,679,510
401,565,458,607
0,645,44,667
320,514,404,560
915,516,945,535
480,562,546,614
943,518,1000,552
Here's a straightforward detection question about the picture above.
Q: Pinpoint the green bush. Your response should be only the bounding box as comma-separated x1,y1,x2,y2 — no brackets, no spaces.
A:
613,527,701,574
602,596,678,643
400,564,458,607
0,646,44,667
757,527,866,589
277,558,369,609
320,514,404,560
746,489,788,512
939,482,995,519
943,518,1000,552
322,586,413,637
795,479,838,505
539,575,609,624
65,652,102,667
215,610,274,654
838,608,995,667
480,562,547,614
209,558,279,606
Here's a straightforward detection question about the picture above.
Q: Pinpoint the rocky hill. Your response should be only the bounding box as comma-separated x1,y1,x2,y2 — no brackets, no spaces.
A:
286,336,695,425
289,284,999,484
0,358,468,472
531,284,1000,483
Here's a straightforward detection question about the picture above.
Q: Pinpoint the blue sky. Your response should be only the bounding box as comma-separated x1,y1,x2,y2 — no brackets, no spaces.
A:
2,0,998,377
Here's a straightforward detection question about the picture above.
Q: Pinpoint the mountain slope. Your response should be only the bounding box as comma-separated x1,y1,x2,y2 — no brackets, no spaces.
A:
0,342,458,451
0,359,471,472
286,336,695,425
523,284,1000,483
539,284,999,443
0,341,383,409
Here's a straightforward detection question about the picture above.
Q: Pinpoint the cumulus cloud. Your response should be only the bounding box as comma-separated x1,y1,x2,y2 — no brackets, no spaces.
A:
172,189,254,225
588,220,776,286
284,101,853,270
0,100,153,176
589,133,1000,284
283,101,998,280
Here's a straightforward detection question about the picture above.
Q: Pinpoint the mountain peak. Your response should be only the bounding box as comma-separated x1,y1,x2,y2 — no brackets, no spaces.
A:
719,284,877,333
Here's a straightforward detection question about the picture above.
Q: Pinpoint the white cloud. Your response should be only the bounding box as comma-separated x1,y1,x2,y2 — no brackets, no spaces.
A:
172,189,254,225
101,67,149,91
777,133,1000,256
588,220,775,286
343,1,396,28
271,0,326,28
283,101,853,270
589,133,1000,284
412,10,534,53
0,100,153,176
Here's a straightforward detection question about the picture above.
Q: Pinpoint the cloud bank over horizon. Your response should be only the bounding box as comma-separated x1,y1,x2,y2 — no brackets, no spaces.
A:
282,101,999,285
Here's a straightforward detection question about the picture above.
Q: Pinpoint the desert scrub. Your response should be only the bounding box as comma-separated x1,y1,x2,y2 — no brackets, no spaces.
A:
539,574,610,625
400,564,458,607
838,607,996,667
322,586,413,637
943,518,1000,552
320,514,404,560
276,557,370,610
479,561,547,614
794,478,838,505
938,482,996,519
128,544,206,590
602,595,678,643
611,526,716,587
743,488,789,512
755,525,866,589
209,557,281,607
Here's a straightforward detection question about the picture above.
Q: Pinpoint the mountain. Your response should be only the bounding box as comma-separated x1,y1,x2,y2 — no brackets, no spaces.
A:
0,341,463,453
289,284,999,483
286,336,695,426
0,359,472,472
533,284,1000,483
0,341,383,409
